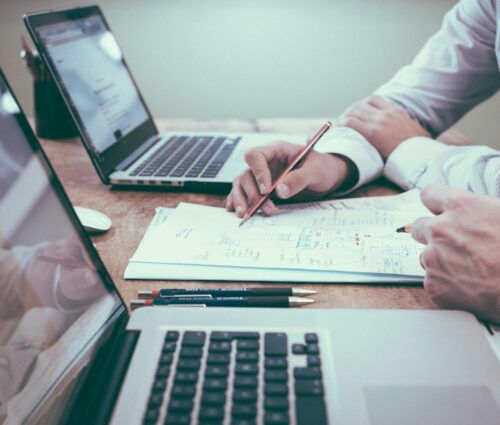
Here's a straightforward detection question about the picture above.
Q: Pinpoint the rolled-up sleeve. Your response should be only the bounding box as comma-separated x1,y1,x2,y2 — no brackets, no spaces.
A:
385,137,500,196
315,126,384,194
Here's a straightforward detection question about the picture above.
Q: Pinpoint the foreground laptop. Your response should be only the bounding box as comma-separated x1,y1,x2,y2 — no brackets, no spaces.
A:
1,71,499,425
23,5,305,192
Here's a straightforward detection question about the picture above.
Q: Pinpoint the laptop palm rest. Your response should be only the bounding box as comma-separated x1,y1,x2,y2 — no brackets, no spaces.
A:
365,386,500,425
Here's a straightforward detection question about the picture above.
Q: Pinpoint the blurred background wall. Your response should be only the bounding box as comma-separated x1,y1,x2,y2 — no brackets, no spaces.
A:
1,0,499,147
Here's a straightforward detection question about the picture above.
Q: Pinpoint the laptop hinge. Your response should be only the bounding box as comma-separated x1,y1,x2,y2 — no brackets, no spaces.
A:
63,313,140,425
115,135,161,172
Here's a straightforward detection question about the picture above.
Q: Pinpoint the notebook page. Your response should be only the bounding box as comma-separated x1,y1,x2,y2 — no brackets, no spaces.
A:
131,195,430,276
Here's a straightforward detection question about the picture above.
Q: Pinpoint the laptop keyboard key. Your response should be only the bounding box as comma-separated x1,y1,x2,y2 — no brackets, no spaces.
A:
265,383,288,396
234,376,258,388
264,411,290,424
265,358,287,370
294,367,322,380
203,379,228,392
209,341,232,353
235,363,258,375
236,351,259,363
294,379,323,396
210,331,233,341
230,332,260,340
182,331,206,347
231,420,256,425
306,344,320,355
171,385,196,398
205,365,229,378
179,347,203,358
168,398,194,412
304,333,318,344
164,414,190,425
199,406,224,421
163,342,177,353
156,365,170,378
177,359,201,371
233,389,258,403
237,340,260,351
232,403,257,418
174,372,198,384
307,355,321,367
143,408,159,423
265,333,288,357
295,396,328,425
264,397,289,411
159,353,174,365
152,378,167,393
201,391,226,406
292,344,307,355
207,353,230,365
166,331,180,341
264,370,288,382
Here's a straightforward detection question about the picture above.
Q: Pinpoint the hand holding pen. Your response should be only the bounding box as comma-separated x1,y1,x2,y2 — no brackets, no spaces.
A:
226,121,354,220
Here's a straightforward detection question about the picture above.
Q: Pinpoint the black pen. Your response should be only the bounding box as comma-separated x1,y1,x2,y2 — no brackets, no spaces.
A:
130,296,315,308
137,287,317,299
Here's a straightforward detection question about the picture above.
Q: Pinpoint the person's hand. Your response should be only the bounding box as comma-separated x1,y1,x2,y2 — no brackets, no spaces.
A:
338,95,430,159
226,141,356,217
411,183,500,324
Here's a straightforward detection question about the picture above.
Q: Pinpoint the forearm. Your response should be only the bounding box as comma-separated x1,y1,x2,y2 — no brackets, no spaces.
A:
374,0,499,136
384,137,500,196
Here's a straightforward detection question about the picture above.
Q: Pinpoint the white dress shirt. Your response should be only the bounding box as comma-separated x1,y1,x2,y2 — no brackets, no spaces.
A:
316,0,500,196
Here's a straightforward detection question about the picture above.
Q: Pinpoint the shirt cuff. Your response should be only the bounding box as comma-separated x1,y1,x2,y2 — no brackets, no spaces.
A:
384,137,449,190
314,127,384,195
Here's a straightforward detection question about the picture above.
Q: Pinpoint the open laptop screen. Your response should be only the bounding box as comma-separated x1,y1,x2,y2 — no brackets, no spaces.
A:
34,13,149,155
0,72,123,424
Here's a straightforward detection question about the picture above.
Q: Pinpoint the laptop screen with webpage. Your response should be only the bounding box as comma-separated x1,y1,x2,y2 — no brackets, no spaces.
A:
34,13,149,154
0,71,123,424
25,6,158,180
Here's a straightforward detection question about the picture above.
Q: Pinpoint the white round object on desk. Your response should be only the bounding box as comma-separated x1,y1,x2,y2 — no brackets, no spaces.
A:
74,206,112,234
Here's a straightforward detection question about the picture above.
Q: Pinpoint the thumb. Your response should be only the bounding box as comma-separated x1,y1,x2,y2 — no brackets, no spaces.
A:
275,168,312,199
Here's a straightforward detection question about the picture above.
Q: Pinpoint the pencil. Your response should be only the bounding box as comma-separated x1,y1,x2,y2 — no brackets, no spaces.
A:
396,224,412,233
239,121,333,226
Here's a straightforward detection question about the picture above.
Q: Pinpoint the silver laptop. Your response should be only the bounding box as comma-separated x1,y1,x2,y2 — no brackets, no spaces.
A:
1,70,499,425
24,5,305,192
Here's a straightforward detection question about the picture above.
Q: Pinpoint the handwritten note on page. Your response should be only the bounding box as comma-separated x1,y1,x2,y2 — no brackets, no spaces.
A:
130,191,429,277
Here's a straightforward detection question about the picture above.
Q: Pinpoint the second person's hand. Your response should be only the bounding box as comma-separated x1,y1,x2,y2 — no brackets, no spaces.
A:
226,141,356,217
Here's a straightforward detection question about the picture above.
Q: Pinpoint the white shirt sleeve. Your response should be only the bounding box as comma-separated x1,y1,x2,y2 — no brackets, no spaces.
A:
375,0,499,136
314,126,384,194
385,137,500,196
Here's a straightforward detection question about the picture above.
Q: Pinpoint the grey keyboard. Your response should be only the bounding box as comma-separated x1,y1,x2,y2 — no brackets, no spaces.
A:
130,135,241,179
142,330,328,425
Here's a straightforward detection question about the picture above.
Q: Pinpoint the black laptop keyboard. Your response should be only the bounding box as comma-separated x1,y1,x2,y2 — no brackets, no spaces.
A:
142,330,328,425
130,135,241,179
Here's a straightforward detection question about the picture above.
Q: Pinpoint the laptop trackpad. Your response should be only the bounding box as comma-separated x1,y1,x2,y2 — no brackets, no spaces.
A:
365,386,500,425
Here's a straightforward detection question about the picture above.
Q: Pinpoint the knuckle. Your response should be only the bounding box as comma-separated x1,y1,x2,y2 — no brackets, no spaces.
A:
244,149,259,164
446,192,468,210
423,275,440,298
421,246,438,269
427,222,444,239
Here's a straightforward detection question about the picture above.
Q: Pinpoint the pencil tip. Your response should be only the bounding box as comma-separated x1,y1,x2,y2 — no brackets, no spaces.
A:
290,296,315,306
396,226,405,233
